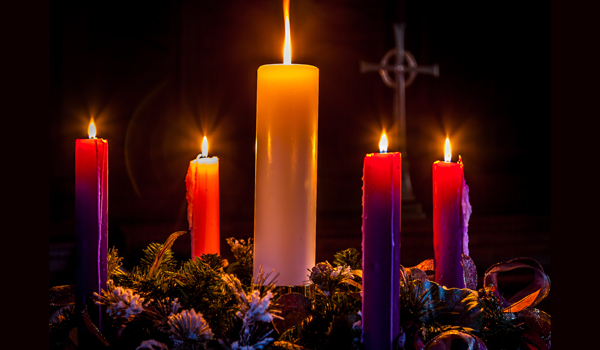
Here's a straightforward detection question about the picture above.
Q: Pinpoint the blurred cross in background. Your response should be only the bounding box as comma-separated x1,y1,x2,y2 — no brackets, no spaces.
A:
361,23,439,218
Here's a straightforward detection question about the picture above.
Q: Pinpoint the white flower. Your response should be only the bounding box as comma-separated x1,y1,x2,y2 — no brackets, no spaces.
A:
331,265,354,279
309,262,355,297
224,274,281,324
223,273,281,349
168,308,213,346
105,286,150,319
240,290,277,324
168,298,181,315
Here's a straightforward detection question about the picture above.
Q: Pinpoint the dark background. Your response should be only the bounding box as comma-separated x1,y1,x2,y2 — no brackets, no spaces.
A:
50,0,550,309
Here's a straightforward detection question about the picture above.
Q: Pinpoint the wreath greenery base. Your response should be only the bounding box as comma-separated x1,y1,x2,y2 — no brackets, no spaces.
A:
49,232,550,350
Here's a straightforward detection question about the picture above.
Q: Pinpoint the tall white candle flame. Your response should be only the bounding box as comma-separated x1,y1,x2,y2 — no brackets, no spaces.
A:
88,118,97,139
283,0,291,64
444,138,451,162
379,133,388,153
201,136,208,158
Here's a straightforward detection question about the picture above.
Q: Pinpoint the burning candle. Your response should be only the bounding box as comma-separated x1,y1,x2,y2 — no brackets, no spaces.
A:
254,0,319,286
186,136,220,259
75,118,108,328
361,133,401,350
432,138,471,288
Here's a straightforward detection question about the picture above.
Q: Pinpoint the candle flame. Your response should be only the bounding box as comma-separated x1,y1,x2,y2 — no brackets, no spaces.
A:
379,133,388,153
88,118,97,139
444,138,451,162
283,0,291,64
201,136,208,158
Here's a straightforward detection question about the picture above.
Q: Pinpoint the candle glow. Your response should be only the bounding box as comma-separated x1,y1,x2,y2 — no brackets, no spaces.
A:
444,138,451,162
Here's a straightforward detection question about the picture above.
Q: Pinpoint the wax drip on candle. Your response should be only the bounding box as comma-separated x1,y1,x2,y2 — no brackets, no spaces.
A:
461,162,471,257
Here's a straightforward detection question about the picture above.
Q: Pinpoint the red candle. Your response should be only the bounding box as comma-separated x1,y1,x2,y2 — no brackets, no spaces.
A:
432,138,470,288
361,133,401,350
186,136,220,259
75,118,108,328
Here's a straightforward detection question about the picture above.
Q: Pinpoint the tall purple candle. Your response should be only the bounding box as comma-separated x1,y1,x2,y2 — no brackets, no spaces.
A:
75,119,108,329
361,134,401,350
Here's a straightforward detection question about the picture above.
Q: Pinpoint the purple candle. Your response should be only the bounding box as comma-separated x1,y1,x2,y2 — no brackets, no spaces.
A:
75,119,108,328
361,133,401,350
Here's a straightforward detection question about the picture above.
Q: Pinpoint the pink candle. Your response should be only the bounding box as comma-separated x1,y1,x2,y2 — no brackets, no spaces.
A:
75,118,108,328
432,138,470,288
361,133,401,350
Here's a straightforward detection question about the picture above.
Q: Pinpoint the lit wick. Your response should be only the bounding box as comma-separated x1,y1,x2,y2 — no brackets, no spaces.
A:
444,138,451,163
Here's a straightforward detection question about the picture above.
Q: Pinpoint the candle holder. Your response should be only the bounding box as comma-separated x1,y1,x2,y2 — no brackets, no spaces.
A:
274,284,316,299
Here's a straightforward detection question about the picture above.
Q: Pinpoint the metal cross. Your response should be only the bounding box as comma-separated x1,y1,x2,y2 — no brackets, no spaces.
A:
361,23,439,217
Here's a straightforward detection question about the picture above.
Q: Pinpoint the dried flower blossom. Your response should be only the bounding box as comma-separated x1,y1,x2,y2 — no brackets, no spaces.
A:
331,265,353,279
94,280,151,320
309,261,355,296
226,237,253,263
168,308,214,347
222,273,282,349
147,297,181,332
238,290,278,323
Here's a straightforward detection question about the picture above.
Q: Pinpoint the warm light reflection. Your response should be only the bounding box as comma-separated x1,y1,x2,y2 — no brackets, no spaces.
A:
88,118,97,139
283,0,291,64
444,138,451,162
201,136,208,158
379,133,388,153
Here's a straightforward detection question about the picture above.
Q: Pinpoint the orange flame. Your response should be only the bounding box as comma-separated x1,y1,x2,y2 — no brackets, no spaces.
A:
444,138,451,162
283,0,291,64
88,118,97,139
379,133,388,153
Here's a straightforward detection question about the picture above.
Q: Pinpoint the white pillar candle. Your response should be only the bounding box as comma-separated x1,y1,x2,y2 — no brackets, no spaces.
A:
253,0,319,286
